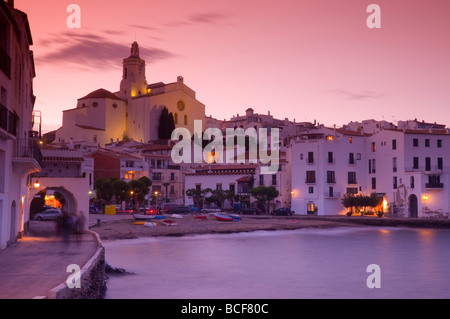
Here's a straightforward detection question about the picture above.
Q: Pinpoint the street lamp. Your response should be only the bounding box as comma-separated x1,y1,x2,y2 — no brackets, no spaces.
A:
34,180,40,189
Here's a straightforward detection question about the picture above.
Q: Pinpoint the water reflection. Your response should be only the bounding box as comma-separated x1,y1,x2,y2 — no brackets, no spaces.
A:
104,227,450,299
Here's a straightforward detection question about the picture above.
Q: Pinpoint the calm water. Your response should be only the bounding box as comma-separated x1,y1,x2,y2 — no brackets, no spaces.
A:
103,227,450,299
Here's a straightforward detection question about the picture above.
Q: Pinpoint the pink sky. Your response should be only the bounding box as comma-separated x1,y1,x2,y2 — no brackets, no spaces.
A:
14,0,450,133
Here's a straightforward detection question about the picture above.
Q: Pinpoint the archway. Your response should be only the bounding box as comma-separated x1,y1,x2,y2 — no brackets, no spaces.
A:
409,194,418,218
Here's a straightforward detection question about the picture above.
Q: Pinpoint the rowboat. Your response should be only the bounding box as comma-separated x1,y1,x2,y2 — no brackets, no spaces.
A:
144,222,157,227
228,214,241,221
214,214,233,221
162,219,178,226
193,214,208,220
171,214,183,219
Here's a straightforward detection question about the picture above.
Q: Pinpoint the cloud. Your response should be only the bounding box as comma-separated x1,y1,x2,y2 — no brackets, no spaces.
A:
329,89,387,101
35,31,175,70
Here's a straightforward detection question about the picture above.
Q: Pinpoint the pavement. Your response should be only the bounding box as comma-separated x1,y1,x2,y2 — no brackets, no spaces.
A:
0,218,106,299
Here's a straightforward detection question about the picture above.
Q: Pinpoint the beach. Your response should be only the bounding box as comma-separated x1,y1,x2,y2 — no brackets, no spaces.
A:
90,213,450,241
90,214,359,240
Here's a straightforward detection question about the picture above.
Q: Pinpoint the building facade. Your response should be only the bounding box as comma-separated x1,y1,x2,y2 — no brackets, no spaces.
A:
55,42,206,147
0,0,41,249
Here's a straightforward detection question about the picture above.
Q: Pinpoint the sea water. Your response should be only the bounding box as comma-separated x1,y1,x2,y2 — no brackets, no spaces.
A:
103,227,450,299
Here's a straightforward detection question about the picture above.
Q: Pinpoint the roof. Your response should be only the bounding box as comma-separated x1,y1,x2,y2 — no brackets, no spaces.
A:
185,164,258,176
384,128,450,136
75,124,105,131
78,88,125,102
90,149,142,161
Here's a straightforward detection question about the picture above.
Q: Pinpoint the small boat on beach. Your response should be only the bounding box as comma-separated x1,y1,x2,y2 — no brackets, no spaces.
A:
171,214,183,219
133,214,154,221
214,214,233,221
162,219,178,226
228,214,241,221
193,214,208,220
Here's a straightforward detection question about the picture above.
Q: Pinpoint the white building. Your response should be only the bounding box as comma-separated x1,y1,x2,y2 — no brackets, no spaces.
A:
290,127,369,215
0,1,41,249
367,128,450,218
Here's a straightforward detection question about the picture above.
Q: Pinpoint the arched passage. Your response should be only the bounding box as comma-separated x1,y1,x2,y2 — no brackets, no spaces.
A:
409,194,418,218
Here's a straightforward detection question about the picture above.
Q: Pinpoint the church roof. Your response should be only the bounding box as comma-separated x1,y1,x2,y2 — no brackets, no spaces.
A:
78,88,125,102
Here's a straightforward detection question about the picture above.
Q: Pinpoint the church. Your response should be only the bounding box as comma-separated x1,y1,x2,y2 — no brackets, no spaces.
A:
55,42,206,147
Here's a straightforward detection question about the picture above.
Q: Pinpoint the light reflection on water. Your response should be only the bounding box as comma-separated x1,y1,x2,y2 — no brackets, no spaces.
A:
103,227,450,299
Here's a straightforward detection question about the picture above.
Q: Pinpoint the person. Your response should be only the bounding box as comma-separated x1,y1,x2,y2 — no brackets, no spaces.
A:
61,210,73,244
74,212,86,245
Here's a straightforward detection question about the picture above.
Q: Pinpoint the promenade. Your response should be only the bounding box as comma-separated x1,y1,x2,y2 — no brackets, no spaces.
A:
0,221,100,299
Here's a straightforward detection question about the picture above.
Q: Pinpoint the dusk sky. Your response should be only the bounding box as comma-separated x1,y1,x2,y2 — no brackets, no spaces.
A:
14,0,450,133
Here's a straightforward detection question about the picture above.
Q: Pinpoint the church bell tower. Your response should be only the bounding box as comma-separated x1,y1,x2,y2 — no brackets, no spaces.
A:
119,42,148,100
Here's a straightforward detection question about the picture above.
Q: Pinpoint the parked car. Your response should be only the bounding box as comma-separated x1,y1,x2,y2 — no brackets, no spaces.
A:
186,205,200,213
271,208,294,216
240,208,263,215
167,206,191,214
160,203,180,212
33,208,62,221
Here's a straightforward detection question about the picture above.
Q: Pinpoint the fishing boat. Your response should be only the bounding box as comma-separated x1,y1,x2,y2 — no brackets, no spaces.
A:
162,219,178,226
228,214,241,221
214,214,233,221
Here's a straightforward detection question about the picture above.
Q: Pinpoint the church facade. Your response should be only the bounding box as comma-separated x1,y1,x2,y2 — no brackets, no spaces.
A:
55,42,206,147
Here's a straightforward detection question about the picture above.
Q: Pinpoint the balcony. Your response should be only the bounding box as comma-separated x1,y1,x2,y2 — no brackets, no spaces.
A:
0,46,11,79
0,103,18,139
12,138,42,175
426,182,444,189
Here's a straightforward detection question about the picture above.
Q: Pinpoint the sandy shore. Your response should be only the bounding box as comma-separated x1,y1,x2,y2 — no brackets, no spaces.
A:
89,214,358,240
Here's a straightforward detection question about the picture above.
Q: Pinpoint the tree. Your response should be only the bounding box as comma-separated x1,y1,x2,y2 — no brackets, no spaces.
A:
342,193,383,216
163,182,170,203
206,189,227,209
158,107,175,140
224,190,240,211
94,177,114,203
250,186,279,214
129,176,152,210
112,179,132,202
186,188,211,209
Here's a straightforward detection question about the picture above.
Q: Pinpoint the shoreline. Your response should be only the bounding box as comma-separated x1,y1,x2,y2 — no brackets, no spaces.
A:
89,214,450,241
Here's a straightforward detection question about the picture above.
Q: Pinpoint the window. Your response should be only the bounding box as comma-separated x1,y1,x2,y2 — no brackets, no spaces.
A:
93,135,97,143
307,152,314,164
425,139,430,147
371,178,376,190
125,161,135,168
259,175,264,186
356,153,361,160
348,172,357,184
410,176,415,189
392,139,397,150
170,186,175,194
328,187,334,197
327,171,336,184
306,171,316,184
184,114,188,125
346,187,358,195
349,137,353,144
152,172,162,180
216,184,222,190
299,153,303,160
307,202,315,212
170,172,175,181
413,157,419,169
369,159,376,174
413,138,419,147
425,157,431,171
438,157,443,170
174,113,178,124
349,153,355,165
393,176,398,189
195,184,201,191
371,142,376,152
308,187,314,194
271,174,277,185
437,139,442,148
393,157,397,172
328,152,333,164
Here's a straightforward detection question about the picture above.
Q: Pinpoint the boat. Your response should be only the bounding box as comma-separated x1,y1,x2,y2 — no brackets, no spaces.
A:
193,214,208,220
154,215,166,220
171,214,183,219
214,214,233,221
133,221,147,225
228,214,241,221
133,214,154,221
162,219,178,226
144,222,157,227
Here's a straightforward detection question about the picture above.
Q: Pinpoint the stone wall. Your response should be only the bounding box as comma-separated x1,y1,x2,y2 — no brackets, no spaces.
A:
47,231,107,299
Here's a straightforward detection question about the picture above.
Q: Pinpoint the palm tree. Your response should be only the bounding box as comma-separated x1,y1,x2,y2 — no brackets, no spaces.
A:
163,182,170,203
